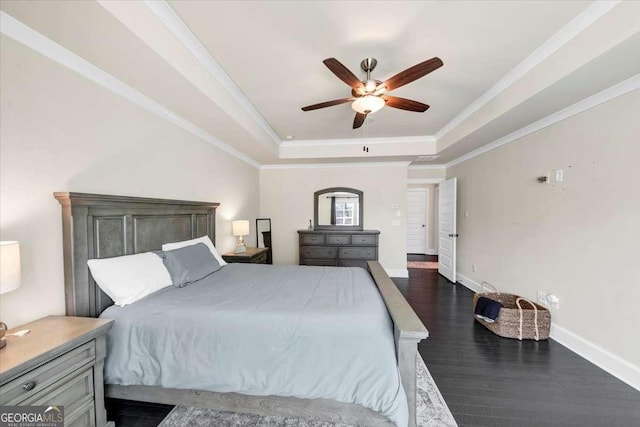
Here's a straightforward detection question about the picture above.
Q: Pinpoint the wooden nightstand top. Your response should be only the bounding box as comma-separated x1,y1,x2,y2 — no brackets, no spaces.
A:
0,315,113,379
222,247,269,263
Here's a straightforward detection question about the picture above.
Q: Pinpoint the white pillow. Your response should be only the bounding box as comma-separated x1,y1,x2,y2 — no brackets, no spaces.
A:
162,236,227,267
87,252,172,306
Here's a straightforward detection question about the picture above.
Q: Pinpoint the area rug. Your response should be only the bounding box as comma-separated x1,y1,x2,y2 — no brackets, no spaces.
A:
407,261,439,270
159,356,457,426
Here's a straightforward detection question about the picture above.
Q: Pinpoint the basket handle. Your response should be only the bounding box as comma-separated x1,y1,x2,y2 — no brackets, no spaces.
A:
480,282,497,293
516,297,539,341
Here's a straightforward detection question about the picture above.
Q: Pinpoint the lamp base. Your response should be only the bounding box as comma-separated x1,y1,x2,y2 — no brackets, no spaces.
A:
234,235,247,253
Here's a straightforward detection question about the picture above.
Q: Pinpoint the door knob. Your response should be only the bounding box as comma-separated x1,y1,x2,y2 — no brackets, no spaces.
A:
421,224,425,227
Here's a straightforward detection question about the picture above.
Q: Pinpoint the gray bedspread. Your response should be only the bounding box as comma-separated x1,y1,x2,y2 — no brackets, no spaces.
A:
100,263,408,426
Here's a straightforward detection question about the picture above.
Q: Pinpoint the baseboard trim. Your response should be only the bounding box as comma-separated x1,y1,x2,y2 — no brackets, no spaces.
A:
549,323,640,391
426,249,438,256
456,272,640,391
386,268,409,278
456,273,482,292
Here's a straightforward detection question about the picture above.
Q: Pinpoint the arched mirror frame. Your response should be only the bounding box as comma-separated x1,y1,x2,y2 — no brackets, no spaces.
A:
313,187,363,231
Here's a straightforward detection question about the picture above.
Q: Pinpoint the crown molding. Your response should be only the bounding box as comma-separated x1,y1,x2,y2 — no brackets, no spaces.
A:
142,0,282,146
280,135,436,147
407,178,445,184
435,1,621,141
446,74,640,169
0,11,260,168
408,164,446,170
260,161,412,170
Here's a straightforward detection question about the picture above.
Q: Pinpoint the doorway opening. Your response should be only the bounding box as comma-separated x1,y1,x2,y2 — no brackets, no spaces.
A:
407,254,439,270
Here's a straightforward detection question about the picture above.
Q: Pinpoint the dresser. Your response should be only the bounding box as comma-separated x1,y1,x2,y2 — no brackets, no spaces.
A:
0,316,114,427
298,229,380,268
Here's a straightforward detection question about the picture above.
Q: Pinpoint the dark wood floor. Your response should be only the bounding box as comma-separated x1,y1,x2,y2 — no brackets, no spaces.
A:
108,257,640,426
397,254,640,426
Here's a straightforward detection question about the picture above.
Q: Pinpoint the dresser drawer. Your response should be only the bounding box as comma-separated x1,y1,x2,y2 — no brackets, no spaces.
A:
339,247,377,260
326,235,350,245
300,259,338,267
0,341,95,405
339,260,369,269
301,234,325,245
351,234,377,245
251,252,267,264
24,368,94,416
66,400,96,427
301,246,337,259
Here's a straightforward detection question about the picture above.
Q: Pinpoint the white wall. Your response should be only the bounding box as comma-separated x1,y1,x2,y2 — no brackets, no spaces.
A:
0,36,259,327
260,165,408,275
407,167,446,180
447,90,640,370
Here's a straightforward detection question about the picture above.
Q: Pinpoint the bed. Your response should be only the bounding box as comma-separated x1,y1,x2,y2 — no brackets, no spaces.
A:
54,192,428,427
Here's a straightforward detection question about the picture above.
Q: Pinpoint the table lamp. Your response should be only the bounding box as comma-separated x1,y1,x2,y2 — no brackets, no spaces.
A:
232,220,250,253
1,241,21,349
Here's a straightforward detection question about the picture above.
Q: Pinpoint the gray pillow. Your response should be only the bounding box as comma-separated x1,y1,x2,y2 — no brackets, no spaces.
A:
159,243,221,287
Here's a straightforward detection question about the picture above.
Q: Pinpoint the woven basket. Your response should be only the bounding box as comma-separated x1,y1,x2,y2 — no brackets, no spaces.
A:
472,282,550,341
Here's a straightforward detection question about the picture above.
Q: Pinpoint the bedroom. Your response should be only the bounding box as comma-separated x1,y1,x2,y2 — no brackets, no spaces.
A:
0,1,639,426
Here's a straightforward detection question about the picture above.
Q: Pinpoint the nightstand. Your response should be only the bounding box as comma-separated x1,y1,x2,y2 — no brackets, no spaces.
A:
222,247,269,264
0,316,114,427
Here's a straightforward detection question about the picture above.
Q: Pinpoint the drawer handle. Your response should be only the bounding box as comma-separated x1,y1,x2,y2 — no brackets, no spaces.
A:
367,251,371,255
311,237,315,241
329,250,333,254
22,381,36,392
344,250,348,254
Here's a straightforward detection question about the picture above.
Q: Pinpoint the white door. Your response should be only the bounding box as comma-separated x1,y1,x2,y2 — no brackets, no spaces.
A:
406,189,428,254
438,178,457,282
434,186,439,255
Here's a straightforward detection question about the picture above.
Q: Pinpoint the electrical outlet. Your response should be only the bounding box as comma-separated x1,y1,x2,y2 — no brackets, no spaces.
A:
537,291,548,306
546,294,560,310
472,264,477,272
555,170,564,182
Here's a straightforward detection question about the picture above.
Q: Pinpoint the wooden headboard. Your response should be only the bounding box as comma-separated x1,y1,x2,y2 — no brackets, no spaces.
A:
54,192,219,317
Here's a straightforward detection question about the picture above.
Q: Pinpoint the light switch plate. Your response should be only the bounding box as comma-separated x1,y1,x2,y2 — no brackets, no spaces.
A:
555,170,563,182
391,219,401,226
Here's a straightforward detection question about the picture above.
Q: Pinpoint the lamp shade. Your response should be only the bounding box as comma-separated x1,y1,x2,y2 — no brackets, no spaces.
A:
232,220,250,237
0,241,21,295
351,95,385,114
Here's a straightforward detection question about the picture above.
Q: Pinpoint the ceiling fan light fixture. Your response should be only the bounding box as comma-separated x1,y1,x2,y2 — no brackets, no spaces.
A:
351,95,385,114
364,80,377,93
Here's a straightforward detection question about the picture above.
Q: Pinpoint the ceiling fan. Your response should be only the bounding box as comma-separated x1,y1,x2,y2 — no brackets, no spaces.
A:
301,56,443,129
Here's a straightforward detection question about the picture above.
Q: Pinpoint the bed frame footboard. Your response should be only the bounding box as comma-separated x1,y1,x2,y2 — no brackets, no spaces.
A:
368,261,429,427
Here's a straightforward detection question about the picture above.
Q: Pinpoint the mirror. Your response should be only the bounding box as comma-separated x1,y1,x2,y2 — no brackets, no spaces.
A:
256,218,273,264
314,187,363,231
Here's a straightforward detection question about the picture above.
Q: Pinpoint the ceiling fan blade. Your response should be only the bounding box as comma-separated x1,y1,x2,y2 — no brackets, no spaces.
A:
382,96,430,112
380,57,443,92
323,58,364,90
301,97,355,111
353,112,367,129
